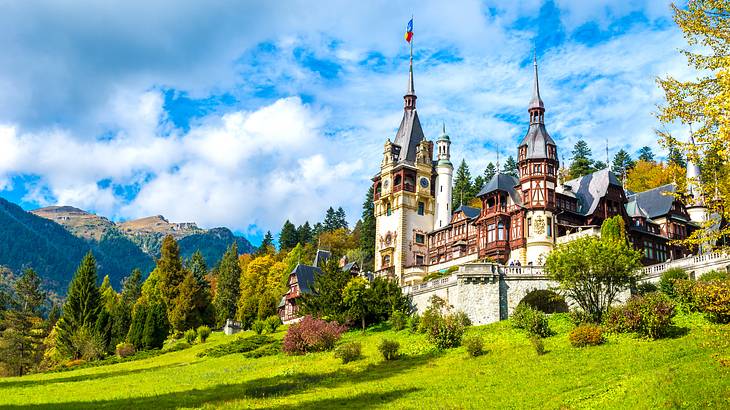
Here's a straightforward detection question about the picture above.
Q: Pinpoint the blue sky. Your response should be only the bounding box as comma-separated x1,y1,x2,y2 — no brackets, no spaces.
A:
0,0,691,245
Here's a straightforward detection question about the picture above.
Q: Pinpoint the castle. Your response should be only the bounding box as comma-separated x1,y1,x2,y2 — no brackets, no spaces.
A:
372,55,709,286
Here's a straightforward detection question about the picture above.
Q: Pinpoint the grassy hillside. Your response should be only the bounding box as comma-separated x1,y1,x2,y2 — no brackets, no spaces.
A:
0,313,728,409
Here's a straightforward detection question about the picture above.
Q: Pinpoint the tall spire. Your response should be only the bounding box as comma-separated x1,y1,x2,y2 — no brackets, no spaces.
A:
529,53,545,112
686,123,702,204
404,40,416,110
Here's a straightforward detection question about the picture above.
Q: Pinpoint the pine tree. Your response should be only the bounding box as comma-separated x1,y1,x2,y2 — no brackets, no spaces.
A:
0,269,47,376
279,220,299,251
127,302,147,349
299,259,351,322
311,223,324,241
296,222,313,245
214,243,241,324
57,252,102,359
484,162,497,181
99,275,117,312
257,231,274,255
187,251,209,290
502,156,519,178
611,149,635,180
142,301,168,349
637,146,655,163
452,159,473,210
473,175,485,197
335,207,348,230
569,139,596,179
667,141,687,167
157,235,185,317
359,186,376,272
323,207,338,232
169,271,202,332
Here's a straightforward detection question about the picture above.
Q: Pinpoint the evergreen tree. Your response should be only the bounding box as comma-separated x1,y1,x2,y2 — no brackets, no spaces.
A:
569,139,596,179
169,271,203,332
214,243,241,324
311,223,324,242
473,175,485,197
99,275,117,312
359,186,376,272
187,251,209,290
299,259,352,322
94,306,112,353
667,141,687,167
296,222,313,245
335,207,348,230
323,207,338,232
111,269,142,348
127,302,147,349
484,162,497,181
637,146,655,162
257,231,274,255
142,301,168,349
57,252,102,359
0,269,47,376
279,220,299,251
502,156,519,178
452,159,473,210
157,235,185,318
611,149,635,180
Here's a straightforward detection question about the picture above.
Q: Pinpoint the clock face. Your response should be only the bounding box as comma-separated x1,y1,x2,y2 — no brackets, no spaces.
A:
383,179,389,189
420,177,429,188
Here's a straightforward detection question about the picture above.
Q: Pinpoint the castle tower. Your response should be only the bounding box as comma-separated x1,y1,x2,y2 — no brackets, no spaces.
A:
685,133,707,224
372,53,435,285
435,124,453,229
517,55,559,265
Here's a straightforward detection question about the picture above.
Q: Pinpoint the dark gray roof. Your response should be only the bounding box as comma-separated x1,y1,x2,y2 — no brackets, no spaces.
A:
518,124,556,160
625,200,649,219
291,263,322,294
529,57,544,110
393,109,425,163
313,249,331,268
343,261,359,272
453,205,480,220
563,168,622,215
477,173,522,205
627,184,678,219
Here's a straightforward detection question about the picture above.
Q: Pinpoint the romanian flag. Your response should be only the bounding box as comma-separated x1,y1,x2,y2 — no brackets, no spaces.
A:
405,18,413,42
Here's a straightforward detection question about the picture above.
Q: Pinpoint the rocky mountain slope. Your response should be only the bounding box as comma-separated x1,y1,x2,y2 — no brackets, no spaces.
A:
0,198,255,294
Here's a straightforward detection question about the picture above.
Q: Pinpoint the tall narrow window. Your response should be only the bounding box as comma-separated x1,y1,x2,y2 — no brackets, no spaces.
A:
418,202,425,216
527,218,532,237
546,217,552,237
497,222,505,241
386,202,392,216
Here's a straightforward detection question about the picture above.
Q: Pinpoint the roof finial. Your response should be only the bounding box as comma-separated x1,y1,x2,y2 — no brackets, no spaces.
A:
442,121,446,135
496,145,500,171
404,16,416,110
529,51,544,113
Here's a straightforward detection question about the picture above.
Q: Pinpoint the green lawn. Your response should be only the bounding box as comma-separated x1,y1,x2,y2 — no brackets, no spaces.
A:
1,313,728,409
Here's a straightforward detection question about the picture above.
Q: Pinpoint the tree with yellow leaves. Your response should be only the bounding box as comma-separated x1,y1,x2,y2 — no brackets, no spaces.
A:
626,160,685,193
657,0,730,250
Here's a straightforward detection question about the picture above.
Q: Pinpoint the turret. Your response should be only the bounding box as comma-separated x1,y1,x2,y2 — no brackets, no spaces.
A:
686,133,707,224
435,124,453,228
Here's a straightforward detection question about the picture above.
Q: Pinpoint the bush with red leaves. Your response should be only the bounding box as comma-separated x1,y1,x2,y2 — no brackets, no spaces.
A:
282,316,348,355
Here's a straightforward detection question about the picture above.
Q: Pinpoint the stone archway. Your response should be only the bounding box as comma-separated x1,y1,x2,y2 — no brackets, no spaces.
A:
517,289,568,314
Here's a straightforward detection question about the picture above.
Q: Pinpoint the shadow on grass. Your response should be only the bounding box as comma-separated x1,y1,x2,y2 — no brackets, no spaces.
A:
1,353,437,409
0,363,190,390
261,387,421,410
663,325,691,339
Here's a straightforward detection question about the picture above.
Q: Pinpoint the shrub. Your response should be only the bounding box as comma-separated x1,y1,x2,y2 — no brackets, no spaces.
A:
198,335,274,358
519,290,569,313
164,341,191,352
252,320,265,335
604,293,676,339
184,329,197,344
672,279,698,311
334,342,362,364
264,316,281,333
72,327,105,361
197,326,211,343
378,339,400,360
694,280,730,323
659,268,688,298
568,309,593,326
282,316,347,355
463,335,484,357
420,311,465,349
530,335,545,355
115,342,135,358
569,324,605,347
390,311,407,331
453,311,472,327
698,270,729,282
635,282,658,295
407,314,421,333
511,304,551,337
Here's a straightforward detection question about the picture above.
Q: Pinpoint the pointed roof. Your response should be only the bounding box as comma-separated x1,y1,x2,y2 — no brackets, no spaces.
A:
563,168,622,215
529,55,544,110
477,173,522,205
437,122,450,142
406,56,415,96
393,103,425,163
519,124,556,159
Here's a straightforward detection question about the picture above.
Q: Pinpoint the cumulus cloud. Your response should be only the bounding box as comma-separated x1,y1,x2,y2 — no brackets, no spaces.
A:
0,1,696,239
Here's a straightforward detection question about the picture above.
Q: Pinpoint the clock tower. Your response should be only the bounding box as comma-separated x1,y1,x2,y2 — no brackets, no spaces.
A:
517,56,559,265
372,55,435,285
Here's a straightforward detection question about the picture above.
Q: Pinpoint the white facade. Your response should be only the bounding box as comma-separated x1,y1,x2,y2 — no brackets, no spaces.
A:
434,128,453,230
